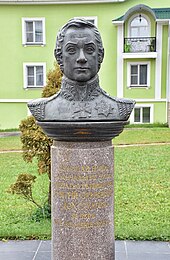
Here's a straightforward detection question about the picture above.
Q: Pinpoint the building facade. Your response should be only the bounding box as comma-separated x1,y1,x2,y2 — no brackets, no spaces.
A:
0,0,170,129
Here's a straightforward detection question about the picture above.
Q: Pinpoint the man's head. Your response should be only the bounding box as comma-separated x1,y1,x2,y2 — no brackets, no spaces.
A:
54,19,104,82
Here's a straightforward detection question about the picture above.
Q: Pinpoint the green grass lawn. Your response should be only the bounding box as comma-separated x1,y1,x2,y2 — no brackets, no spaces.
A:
0,127,170,151
113,127,170,145
0,128,169,241
0,136,22,151
0,153,50,240
0,144,169,241
114,145,170,241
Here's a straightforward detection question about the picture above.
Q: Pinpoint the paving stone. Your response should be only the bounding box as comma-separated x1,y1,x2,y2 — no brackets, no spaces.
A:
127,253,170,260
0,251,34,260
0,240,40,252
115,240,126,253
39,240,51,252
115,251,127,260
34,251,51,260
0,240,169,260
126,240,170,254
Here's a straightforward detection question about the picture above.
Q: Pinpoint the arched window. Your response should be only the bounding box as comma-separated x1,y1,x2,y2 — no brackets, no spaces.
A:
130,15,149,37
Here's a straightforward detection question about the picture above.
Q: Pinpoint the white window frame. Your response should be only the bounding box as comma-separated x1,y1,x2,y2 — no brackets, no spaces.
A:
74,16,98,27
23,62,46,89
22,17,46,46
130,104,153,124
127,61,150,88
128,13,151,38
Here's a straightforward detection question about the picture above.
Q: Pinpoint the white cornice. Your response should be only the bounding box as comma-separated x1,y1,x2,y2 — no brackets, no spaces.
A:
0,0,125,5
135,99,167,102
112,21,124,25
156,19,170,24
0,99,31,102
123,53,157,59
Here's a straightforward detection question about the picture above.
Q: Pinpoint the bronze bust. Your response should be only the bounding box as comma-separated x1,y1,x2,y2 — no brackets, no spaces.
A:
28,19,135,123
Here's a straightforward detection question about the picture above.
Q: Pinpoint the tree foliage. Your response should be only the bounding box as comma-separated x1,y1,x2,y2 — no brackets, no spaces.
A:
8,173,41,208
19,116,52,176
19,63,62,206
41,62,63,98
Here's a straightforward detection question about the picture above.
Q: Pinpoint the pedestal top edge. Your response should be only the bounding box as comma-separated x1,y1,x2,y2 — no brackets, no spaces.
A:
52,140,113,149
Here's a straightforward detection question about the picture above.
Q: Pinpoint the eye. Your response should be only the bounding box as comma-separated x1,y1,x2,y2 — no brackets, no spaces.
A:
85,45,95,54
66,46,76,54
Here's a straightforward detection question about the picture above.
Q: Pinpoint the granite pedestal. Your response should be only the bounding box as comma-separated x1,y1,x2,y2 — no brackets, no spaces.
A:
51,140,114,260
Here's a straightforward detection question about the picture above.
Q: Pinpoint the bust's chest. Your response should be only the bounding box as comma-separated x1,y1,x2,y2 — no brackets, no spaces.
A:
45,95,120,121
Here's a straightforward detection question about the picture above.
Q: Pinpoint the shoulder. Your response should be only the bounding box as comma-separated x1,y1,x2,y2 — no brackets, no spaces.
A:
28,92,60,121
99,90,135,121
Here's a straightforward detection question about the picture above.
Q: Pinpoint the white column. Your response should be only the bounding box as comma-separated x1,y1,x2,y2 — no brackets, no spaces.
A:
166,21,170,127
155,22,163,99
117,24,124,98
167,21,170,102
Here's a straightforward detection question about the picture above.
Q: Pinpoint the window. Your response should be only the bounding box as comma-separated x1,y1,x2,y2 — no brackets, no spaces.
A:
127,14,152,52
23,63,46,88
134,107,150,123
130,105,153,124
22,18,45,45
74,16,98,26
130,15,150,37
127,62,150,88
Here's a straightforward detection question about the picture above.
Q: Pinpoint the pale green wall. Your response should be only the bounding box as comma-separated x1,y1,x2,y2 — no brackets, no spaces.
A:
154,102,167,123
0,0,169,99
0,0,169,128
0,103,28,129
122,0,170,9
0,3,122,100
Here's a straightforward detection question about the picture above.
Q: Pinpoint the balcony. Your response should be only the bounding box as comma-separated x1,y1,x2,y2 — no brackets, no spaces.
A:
124,37,156,53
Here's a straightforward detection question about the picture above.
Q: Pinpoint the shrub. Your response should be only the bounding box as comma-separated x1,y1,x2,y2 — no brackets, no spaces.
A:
19,116,53,206
8,173,51,220
41,62,63,98
19,63,62,208
8,173,41,208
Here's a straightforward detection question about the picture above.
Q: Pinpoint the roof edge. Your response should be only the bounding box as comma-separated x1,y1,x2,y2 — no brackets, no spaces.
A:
123,4,156,21
113,4,157,23
0,0,126,4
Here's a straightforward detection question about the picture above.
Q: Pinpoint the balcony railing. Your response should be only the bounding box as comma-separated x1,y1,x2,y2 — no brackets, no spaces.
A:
124,37,156,53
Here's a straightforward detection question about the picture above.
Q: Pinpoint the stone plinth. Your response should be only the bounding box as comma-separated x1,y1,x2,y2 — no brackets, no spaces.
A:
51,140,114,260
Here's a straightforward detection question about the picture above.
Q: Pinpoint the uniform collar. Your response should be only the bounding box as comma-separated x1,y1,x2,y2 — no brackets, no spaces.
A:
60,75,101,101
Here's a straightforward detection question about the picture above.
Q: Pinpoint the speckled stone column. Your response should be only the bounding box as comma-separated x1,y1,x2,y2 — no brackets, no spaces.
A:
51,140,115,260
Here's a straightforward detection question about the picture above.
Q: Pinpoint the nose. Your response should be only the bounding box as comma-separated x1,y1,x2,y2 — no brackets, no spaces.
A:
76,49,87,63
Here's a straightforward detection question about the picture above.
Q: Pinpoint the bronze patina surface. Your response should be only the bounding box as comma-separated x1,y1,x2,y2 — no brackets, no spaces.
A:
28,19,135,127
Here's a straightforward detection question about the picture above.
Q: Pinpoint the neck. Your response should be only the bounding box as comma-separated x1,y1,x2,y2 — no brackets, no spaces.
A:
62,75,99,87
60,75,101,101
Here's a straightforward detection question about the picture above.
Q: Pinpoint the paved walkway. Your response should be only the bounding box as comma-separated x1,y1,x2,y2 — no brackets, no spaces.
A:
0,131,20,138
0,240,169,260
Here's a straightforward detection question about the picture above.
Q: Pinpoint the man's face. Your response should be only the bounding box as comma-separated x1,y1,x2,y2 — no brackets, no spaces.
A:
62,27,99,82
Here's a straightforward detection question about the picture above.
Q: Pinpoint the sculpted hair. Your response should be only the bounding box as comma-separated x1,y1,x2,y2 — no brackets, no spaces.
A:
54,18,104,72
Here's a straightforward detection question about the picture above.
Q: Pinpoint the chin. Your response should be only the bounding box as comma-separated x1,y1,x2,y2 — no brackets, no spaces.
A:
74,74,93,82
